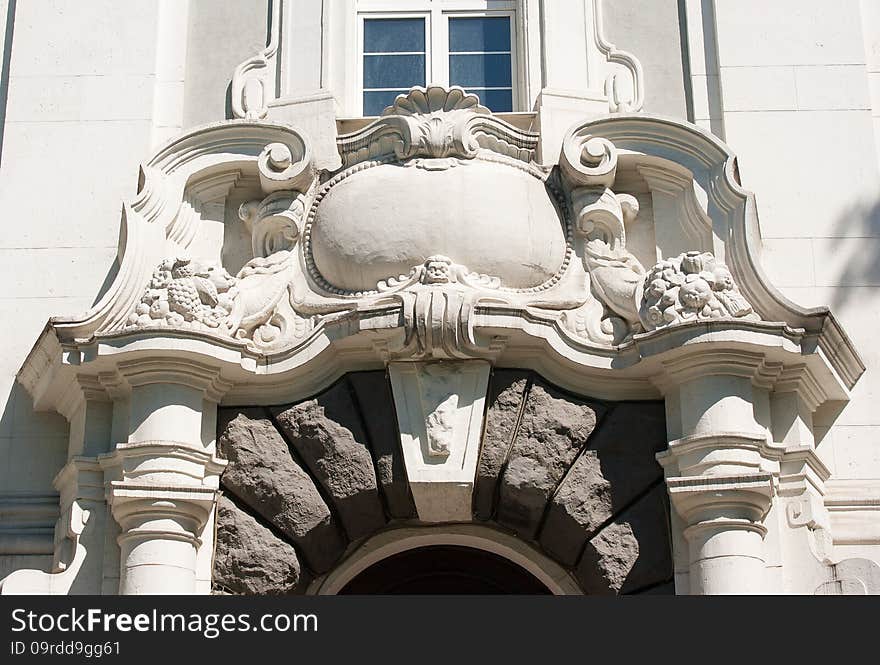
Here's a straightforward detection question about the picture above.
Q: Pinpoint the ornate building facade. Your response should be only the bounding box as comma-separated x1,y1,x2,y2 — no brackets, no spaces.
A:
0,0,878,594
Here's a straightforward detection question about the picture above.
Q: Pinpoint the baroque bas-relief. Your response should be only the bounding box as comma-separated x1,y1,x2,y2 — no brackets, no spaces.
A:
1,85,874,595
128,86,761,355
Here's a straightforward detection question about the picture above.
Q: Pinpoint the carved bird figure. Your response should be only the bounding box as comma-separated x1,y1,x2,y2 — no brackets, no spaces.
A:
584,239,645,327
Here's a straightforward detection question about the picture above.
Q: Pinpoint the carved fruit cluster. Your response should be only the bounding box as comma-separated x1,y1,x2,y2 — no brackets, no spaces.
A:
639,251,755,331
128,257,237,331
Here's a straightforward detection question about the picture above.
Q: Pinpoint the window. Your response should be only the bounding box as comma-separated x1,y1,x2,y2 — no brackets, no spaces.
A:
448,16,513,112
362,17,427,116
358,2,517,116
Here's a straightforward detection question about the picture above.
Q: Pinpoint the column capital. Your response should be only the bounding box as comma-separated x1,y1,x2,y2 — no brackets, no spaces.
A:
666,472,775,594
100,441,226,488
667,472,774,526
650,349,784,394
114,358,234,403
108,484,218,535
658,431,781,477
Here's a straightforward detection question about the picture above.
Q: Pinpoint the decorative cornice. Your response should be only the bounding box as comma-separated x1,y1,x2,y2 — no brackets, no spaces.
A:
774,364,829,413
53,458,105,505
114,358,234,402
652,349,785,391
778,445,831,497
13,106,860,425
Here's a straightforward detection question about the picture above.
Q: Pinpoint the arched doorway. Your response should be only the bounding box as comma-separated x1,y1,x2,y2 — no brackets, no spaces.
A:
213,370,674,596
338,545,552,594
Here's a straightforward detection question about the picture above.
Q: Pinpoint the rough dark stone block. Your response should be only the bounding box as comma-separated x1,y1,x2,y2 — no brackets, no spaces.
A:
473,370,530,520
539,401,667,566
272,382,386,541
213,495,308,595
496,380,604,539
575,483,673,595
218,409,345,573
348,372,417,519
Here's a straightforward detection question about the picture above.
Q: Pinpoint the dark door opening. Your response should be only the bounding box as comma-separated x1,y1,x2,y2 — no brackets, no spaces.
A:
338,545,553,594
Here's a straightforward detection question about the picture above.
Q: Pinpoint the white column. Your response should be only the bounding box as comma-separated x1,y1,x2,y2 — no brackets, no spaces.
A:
109,487,216,595
103,360,228,595
656,351,777,594
667,474,772,594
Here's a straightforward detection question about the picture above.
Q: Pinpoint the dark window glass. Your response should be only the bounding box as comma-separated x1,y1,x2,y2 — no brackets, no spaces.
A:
363,18,427,115
448,17,513,112
364,18,425,53
448,16,511,52
465,89,512,113
363,90,410,116
449,53,512,88
364,54,426,89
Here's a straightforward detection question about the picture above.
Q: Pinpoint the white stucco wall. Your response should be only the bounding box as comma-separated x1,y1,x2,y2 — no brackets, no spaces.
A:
0,0,192,579
704,1,880,559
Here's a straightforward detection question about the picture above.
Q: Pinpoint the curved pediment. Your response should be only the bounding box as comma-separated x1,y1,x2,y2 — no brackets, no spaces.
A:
18,87,862,414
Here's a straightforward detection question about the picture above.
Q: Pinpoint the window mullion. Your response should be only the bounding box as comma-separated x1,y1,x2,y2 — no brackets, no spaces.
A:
430,6,446,86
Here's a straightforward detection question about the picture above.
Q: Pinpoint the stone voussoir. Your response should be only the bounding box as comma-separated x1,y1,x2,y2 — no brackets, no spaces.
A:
218,408,347,574
272,381,387,541
213,495,309,595
347,372,417,519
539,401,667,566
575,483,673,595
473,370,530,521
496,379,605,539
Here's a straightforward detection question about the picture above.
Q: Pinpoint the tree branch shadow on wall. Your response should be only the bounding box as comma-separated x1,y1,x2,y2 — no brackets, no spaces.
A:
823,195,880,314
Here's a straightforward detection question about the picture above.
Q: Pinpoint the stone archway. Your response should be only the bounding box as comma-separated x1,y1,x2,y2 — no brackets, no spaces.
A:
212,369,674,595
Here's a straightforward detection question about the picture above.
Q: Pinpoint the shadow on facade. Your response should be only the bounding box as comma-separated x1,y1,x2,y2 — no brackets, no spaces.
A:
827,195,880,313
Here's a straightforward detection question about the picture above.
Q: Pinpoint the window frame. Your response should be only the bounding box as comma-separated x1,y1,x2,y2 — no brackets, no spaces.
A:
359,12,432,115
356,0,519,116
